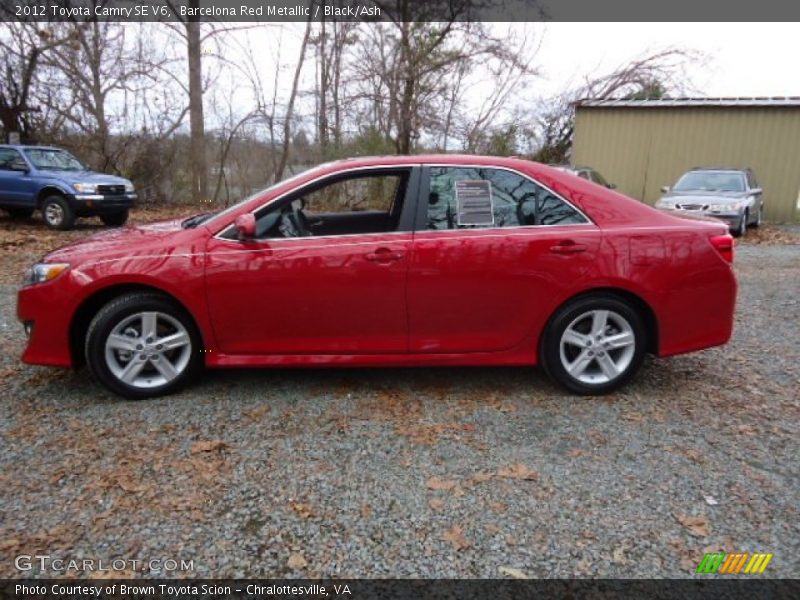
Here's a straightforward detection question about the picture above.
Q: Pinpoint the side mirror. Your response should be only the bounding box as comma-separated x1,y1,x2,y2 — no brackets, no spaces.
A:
10,160,29,172
234,213,256,240
750,187,763,195
660,186,670,193
607,183,617,190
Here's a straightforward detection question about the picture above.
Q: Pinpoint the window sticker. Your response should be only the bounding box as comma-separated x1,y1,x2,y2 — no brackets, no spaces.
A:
455,180,494,226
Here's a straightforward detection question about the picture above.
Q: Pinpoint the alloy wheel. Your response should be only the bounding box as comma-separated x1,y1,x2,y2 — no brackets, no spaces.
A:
104,311,192,389
44,202,64,227
558,309,636,385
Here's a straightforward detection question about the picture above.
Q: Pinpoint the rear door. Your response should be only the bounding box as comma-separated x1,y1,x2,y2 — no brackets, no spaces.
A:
204,167,419,355
407,165,601,354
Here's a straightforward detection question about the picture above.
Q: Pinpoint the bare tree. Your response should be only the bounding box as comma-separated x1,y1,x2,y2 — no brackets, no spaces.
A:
532,49,695,164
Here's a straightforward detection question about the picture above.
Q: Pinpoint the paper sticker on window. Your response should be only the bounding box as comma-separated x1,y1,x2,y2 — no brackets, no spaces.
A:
455,180,494,226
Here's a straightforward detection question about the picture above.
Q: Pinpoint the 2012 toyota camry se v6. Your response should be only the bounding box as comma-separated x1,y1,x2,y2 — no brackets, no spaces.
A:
17,155,737,399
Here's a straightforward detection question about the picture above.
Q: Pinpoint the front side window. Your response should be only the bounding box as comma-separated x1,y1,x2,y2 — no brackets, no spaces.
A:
0,148,24,170
252,172,407,239
23,148,86,171
427,166,587,230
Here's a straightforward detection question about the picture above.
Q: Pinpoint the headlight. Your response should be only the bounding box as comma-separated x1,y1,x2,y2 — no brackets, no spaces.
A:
22,263,70,286
73,182,96,193
124,181,135,193
709,203,740,212
654,199,672,209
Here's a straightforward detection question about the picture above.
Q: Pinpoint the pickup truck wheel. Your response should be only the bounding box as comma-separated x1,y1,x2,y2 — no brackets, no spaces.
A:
85,292,203,399
41,195,75,230
101,209,129,227
7,207,34,219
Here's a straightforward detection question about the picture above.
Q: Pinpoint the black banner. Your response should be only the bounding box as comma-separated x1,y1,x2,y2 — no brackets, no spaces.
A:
3,0,800,22
2,580,800,600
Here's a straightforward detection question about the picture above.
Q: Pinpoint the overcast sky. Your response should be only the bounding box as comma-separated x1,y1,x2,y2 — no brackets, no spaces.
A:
536,23,800,97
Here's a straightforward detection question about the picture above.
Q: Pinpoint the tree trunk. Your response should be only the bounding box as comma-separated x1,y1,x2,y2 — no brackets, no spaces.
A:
186,5,207,203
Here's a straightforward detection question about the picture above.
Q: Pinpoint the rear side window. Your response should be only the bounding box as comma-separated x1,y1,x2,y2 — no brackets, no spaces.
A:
0,148,23,170
426,166,587,230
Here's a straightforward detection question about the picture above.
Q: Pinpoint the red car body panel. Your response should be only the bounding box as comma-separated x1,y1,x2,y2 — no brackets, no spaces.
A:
17,155,737,371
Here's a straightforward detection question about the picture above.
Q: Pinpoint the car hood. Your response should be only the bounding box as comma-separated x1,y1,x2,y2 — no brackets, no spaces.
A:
41,170,130,185
661,190,748,204
44,218,188,263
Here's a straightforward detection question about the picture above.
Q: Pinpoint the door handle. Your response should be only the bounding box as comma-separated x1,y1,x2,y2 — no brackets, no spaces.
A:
365,247,405,263
550,240,587,254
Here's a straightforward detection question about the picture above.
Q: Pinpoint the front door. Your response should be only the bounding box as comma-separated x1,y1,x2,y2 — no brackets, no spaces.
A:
0,148,34,205
204,168,418,355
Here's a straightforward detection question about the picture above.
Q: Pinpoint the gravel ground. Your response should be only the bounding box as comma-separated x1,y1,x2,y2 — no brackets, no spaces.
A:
0,243,798,579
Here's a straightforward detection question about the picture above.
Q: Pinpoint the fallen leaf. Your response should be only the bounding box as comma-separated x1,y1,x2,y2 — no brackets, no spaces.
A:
498,566,529,579
567,448,587,458
676,514,710,537
472,471,493,483
487,501,507,513
497,463,539,481
428,498,445,510
191,440,228,454
426,476,458,491
441,525,471,551
116,476,147,493
360,504,372,519
243,405,269,421
289,502,314,519
287,552,307,569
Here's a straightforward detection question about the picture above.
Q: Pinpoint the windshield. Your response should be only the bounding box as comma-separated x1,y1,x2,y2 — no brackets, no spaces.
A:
673,171,745,193
24,148,86,171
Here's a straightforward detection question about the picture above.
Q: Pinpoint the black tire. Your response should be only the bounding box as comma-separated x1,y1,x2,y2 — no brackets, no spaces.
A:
732,211,747,238
752,206,763,228
100,209,129,227
85,292,203,399
41,195,75,230
6,207,34,219
540,294,647,395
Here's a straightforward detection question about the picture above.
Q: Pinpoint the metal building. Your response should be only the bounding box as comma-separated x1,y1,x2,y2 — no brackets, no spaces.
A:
572,98,800,223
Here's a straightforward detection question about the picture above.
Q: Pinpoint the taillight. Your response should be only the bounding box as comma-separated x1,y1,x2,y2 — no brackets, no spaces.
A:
709,234,734,264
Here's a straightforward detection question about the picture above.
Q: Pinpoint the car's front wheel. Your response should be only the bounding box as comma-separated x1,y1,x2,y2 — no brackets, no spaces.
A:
733,210,748,237
85,293,203,399
41,195,75,230
540,295,646,395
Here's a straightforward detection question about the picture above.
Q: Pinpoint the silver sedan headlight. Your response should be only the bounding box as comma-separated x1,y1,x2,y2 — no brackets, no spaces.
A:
22,263,70,287
654,199,673,209
73,182,97,193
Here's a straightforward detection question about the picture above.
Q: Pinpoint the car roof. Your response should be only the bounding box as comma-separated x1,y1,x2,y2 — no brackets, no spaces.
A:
0,144,61,151
686,167,750,173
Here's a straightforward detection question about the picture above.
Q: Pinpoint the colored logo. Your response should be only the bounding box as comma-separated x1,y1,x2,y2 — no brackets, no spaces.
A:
697,552,773,574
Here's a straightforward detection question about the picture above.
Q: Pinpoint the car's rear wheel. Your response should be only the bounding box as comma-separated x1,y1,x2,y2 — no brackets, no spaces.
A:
100,209,129,227
41,195,75,230
6,207,34,219
540,295,646,395
85,293,202,399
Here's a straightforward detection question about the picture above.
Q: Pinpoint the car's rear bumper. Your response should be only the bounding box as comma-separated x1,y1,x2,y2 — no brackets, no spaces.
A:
69,193,137,214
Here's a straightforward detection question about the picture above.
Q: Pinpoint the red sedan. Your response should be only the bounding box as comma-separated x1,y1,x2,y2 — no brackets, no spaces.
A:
17,155,737,399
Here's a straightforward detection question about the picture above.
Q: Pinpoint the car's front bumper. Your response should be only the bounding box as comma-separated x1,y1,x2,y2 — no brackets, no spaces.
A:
17,277,76,368
69,193,137,214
